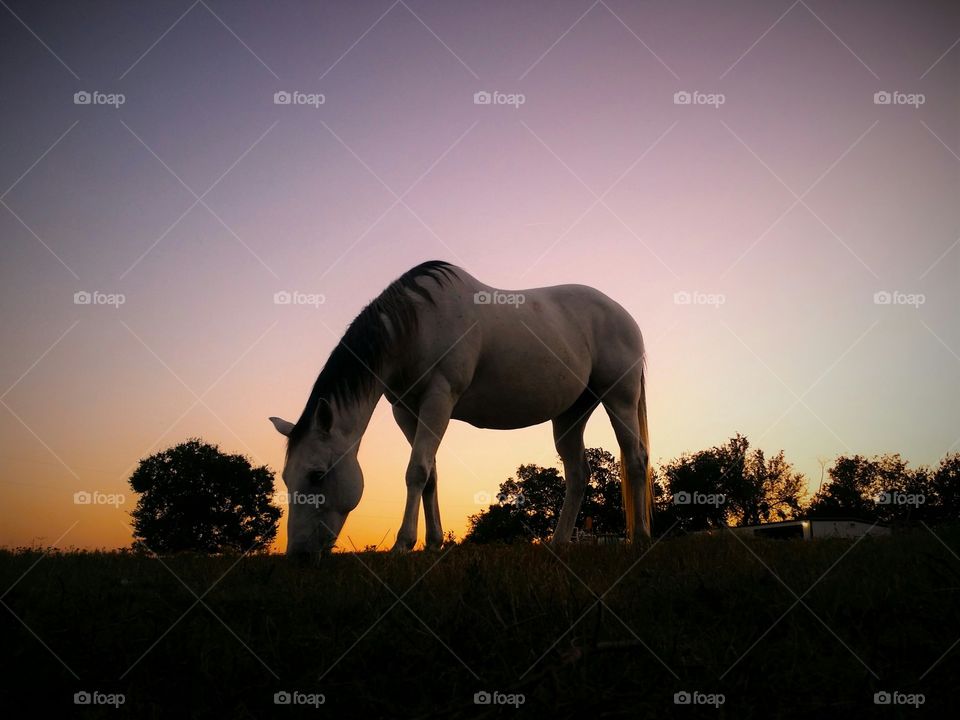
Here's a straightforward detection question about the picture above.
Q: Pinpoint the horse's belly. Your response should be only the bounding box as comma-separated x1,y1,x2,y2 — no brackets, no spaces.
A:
451,403,552,429
450,374,586,429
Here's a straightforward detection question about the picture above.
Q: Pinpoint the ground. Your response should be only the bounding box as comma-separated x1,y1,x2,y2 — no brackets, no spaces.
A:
1,528,957,718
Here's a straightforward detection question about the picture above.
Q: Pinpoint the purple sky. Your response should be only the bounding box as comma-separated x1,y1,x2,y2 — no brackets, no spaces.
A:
1,0,958,549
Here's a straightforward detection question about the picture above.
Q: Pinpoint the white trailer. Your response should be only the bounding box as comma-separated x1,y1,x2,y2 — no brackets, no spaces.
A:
732,518,890,540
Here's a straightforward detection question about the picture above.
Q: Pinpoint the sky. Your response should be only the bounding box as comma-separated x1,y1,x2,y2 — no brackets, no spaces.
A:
0,0,958,552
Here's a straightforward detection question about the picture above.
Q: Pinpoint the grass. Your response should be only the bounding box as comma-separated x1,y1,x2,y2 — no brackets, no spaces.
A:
2,527,958,718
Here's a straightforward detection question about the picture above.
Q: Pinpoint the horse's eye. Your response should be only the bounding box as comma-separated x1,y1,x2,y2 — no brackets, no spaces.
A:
308,470,327,485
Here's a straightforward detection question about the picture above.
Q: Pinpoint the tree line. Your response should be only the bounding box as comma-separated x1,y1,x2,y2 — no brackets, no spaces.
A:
465,434,960,543
123,436,959,552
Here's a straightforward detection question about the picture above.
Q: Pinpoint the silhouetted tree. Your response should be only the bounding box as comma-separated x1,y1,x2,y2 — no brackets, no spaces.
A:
579,448,625,533
805,454,933,524
465,451,626,543
931,454,960,524
730,447,806,525
807,455,878,520
659,435,805,532
465,464,564,543
464,502,530,544
659,445,729,531
808,454,960,525
129,439,280,554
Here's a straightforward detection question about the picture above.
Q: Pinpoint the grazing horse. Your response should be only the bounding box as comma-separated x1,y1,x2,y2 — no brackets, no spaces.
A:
270,261,650,554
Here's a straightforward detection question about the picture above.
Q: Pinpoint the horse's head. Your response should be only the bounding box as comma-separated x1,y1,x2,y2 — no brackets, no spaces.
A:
269,400,363,557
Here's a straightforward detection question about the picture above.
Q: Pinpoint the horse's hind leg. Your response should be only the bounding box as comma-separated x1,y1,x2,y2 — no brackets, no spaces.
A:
421,468,443,549
550,393,598,546
602,388,650,541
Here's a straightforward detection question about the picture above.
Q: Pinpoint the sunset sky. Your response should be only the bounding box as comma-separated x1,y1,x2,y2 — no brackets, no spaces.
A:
1,0,958,552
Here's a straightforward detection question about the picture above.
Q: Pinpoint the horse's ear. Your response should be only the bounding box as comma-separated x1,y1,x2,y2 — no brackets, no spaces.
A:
269,416,295,437
314,398,333,432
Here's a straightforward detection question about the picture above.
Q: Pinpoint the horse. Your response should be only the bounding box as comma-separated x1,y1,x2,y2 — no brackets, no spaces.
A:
269,260,650,554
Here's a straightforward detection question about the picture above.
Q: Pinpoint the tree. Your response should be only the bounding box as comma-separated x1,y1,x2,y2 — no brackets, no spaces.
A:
465,464,565,543
730,447,806,525
806,455,879,520
579,449,625,533
931,454,960,524
129,439,280,554
659,446,728,532
464,452,626,543
464,502,530,544
804,453,936,524
658,434,805,532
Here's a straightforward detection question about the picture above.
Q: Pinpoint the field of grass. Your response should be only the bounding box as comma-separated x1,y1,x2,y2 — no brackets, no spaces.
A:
2,527,958,718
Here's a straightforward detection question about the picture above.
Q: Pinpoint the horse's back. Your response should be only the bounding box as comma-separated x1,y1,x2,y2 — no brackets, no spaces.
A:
417,267,643,427
436,267,643,374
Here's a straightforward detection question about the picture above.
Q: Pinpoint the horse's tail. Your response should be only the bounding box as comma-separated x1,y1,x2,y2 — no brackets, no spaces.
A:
638,367,652,536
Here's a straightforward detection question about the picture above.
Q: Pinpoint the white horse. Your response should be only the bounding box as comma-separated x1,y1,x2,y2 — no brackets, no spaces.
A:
270,261,650,554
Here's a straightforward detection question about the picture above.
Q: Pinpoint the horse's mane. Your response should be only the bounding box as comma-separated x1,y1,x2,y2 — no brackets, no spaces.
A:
288,260,457,448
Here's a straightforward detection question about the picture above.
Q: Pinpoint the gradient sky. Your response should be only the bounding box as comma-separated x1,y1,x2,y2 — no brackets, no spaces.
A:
1,0,958,552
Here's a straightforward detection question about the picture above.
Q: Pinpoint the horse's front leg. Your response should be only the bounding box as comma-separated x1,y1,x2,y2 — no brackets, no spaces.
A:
392,404,444,550
392,390,453,552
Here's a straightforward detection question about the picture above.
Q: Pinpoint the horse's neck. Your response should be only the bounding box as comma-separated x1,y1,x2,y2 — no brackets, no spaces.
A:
336,384,383,441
